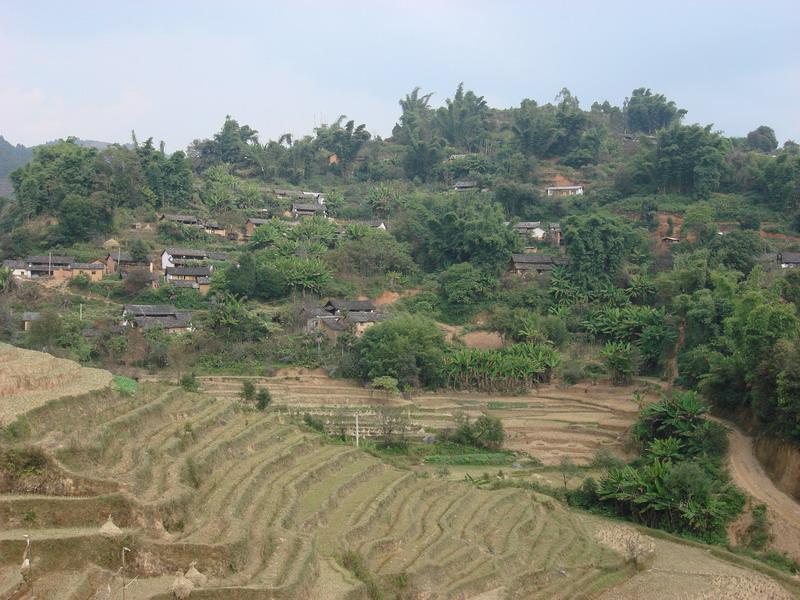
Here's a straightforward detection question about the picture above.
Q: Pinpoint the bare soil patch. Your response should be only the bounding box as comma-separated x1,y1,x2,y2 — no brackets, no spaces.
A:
460,330,505,349
722,422,800,561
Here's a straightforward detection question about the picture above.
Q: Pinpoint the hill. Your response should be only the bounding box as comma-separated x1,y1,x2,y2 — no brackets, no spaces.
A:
0,136,33,198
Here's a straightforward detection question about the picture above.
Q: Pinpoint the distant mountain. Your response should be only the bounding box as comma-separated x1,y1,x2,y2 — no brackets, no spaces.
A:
0,136,33,198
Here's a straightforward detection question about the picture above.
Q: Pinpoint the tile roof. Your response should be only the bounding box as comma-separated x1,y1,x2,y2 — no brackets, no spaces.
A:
166,266,212,277
324,299,376,312
133,313,192,330
123,304,178,317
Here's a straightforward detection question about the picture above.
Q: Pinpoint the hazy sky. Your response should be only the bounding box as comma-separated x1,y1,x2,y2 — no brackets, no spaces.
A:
2,0,798,151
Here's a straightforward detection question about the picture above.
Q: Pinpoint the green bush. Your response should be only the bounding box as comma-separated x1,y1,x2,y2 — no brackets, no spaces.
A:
240,380,256,403
441,415,506,450
255,388,271,410
180,372,200,392
303,413,325,433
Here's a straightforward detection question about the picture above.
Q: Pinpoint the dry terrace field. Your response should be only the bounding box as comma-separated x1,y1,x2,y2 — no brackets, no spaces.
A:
200,371,649,466
0,353,798,599
0,342,112,423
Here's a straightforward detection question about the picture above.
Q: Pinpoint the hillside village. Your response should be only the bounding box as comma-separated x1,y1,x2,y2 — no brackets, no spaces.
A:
2,81,800,599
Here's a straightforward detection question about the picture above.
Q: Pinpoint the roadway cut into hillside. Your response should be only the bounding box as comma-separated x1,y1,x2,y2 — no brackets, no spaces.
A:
723,422,800,561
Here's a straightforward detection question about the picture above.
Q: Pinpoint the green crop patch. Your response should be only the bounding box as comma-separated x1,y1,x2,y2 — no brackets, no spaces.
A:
112,375,138,396
424,453,515,466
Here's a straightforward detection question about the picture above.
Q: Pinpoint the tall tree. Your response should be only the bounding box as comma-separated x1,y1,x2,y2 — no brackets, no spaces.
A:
746,126,778,153
433,83,490,151
624,88,686,134
563,213,635,289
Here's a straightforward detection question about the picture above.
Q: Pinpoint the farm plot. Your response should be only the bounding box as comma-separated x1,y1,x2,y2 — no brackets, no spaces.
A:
0,383,639,599
0,367,796,598
0,342,112,422
201,373,650,464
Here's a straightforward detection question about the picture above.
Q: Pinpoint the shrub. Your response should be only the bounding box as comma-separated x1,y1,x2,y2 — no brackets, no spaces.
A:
601,341,638,385
240,380,256,403
559,360,584,385
180,372,199,392
303,413,325,433
744,504,772,551
255,388,271,410
446,415,506,450
68,272,91,290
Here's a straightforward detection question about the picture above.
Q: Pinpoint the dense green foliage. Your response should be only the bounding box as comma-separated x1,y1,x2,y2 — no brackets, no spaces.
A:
352,314,447,388
443,344,560,392
10,138,191,226
573,393,744,543
2,84,799,452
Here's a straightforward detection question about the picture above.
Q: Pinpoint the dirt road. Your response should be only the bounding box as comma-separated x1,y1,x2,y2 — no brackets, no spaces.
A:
724,422,800,560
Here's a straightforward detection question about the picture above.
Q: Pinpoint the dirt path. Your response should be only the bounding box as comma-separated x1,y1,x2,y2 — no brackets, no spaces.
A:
723,422,800,560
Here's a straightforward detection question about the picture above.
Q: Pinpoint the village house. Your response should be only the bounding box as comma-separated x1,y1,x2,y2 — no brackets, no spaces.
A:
203,220,227,237
777,252,800,269
345,310,387,336
510,222,562,247
69,262,106,282
105,252,154,275
21,312,41,331
301,307,348,343
165,265,213,294
245,217,272,237
323,299,376,315
291,203,327,218
122,304,193,333
275,189,325,204
453,180,479,192
513,221,547,241
301,299,385,341
510,254,568,276
2,259,29,278
159,213,202,226
4,256,106,281
160,248,229,270
25,255,74,280
546,185,584,197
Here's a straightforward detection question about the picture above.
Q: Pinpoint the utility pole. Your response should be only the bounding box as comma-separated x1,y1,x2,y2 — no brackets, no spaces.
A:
79,303,83,321
48,251,52,277
355,413,360,448
121,547,131,600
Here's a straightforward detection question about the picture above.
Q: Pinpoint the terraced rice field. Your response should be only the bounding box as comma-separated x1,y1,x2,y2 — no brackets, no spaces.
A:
1,366,797,598
0,383,636,598
0,342,112,422
200,372,650,465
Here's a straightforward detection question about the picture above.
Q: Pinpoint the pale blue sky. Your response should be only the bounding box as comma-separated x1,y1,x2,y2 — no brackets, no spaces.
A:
1,0,798,150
